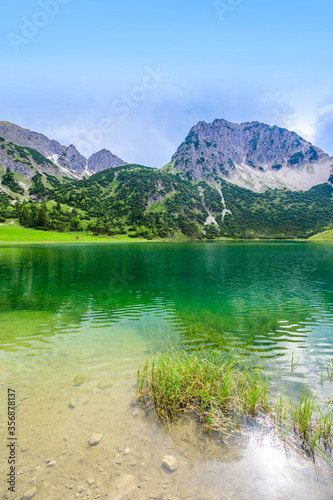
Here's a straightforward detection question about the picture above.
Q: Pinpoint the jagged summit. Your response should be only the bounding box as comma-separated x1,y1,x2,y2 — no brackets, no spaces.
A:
88,149,127,172
0,121,127,177
171,119,332,191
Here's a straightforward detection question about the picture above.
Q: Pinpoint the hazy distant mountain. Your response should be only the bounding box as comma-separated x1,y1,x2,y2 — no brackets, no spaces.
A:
0,121,127,177
0,121,86,173
88,149,127,172
169,119,333,192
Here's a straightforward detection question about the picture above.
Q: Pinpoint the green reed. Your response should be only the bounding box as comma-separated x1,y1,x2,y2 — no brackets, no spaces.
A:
137,349,333,466
137,349,269,431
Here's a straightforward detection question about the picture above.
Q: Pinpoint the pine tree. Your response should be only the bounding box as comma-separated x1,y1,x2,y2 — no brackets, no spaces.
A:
70,216,82,231
19,205,30,226
36,200,48,228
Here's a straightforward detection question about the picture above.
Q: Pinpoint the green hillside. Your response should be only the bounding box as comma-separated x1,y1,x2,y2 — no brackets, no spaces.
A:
1,163,332,241
308,229,333,241
219,180,333,238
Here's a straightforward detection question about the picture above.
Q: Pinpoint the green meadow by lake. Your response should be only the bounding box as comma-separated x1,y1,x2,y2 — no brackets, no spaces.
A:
1,241,333,499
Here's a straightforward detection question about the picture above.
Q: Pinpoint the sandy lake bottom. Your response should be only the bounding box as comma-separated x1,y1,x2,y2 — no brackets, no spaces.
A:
1,317,333,500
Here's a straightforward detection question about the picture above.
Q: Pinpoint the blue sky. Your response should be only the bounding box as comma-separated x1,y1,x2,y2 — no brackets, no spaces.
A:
1,0,333,165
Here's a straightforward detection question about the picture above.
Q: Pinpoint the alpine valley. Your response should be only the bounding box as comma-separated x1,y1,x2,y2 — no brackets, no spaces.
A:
1,119,333,240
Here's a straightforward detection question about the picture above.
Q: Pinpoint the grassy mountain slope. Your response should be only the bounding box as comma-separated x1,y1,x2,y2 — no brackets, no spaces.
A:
219,179,333,238
3,164,331,241
48,165,208,238
308,229,333,241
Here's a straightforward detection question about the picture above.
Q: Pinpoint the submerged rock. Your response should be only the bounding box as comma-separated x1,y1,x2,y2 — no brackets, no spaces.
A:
88,433,102,446
162,455,179,472
108,473,139,500
97,379,113,389
73,375,85,386
21,487,37,499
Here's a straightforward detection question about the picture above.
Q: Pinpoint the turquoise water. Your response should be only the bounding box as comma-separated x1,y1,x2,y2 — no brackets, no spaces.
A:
1,241,333,367
1,241,333,499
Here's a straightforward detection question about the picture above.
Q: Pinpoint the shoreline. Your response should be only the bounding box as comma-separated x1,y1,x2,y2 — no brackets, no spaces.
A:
0,237,313,246
2,222,333,246
1,222,329,246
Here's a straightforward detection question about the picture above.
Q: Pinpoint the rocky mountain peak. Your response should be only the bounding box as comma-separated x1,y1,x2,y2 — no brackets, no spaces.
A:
57,144,87,172
87,148,127,172
171,119,332,192
0,121,85,173
0,122,127,176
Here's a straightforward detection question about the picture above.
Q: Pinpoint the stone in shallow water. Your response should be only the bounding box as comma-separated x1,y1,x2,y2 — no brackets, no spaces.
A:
162,455,179,472
88,433,103,446
73,375,85,386
97,379,113,389
21,487,37,500
108,473,139,500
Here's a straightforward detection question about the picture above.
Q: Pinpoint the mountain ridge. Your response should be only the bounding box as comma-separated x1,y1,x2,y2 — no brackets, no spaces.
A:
0,121,127,179
1,118,333,241
1,162,333,241
169,119,333,192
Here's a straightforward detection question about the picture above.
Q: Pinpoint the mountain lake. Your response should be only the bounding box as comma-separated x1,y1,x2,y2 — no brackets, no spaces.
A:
1,241,333,499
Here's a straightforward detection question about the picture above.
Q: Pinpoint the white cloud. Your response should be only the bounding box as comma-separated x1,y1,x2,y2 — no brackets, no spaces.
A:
312,102,333,155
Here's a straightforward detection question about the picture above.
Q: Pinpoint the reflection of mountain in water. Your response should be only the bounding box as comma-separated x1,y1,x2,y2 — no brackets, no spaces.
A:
1,242,333,356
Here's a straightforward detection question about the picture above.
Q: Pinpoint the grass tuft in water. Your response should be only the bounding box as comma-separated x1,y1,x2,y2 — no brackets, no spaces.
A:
137,349,333,466
137,349,269,432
